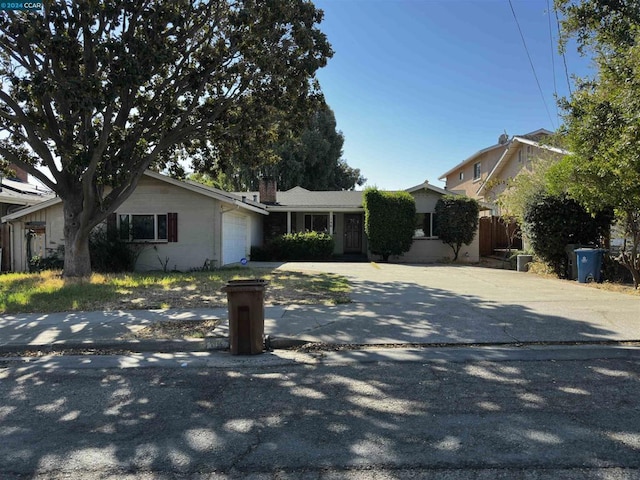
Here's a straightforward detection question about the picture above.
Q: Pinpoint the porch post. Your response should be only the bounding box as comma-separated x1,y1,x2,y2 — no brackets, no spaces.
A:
287,211,291,233
329,211,334,235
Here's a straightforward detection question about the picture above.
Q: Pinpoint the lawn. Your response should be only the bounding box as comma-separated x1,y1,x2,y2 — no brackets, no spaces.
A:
0,267,351,314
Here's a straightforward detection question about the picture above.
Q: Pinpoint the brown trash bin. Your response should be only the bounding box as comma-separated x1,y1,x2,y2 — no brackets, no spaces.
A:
222,279,267,355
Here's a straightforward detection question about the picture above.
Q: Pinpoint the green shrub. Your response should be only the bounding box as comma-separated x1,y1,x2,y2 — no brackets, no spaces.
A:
523,194,612,278
28,247,64,272
256,231,335,261
434,195,480,261
364,188,416,261
89,227,143,273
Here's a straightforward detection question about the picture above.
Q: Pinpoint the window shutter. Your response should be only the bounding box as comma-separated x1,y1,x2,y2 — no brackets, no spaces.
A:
107,213,117,238
168,212,178,242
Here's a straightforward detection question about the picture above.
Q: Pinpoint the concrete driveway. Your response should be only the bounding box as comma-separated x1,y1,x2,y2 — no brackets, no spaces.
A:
264,262,640,346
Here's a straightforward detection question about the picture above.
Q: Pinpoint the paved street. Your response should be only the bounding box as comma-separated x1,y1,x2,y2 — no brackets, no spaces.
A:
1,262,639,478
1,347,640,479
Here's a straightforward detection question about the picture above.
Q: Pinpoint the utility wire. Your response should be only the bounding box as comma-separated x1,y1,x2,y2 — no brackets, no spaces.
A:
554,4,573,96
547,0,560,122
508,0,556,129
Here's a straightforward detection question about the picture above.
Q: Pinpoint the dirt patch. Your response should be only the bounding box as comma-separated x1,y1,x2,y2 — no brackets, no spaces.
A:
124,319,220,340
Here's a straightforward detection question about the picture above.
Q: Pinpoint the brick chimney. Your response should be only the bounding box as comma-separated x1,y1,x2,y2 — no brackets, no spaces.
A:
258,177,277,204
8,163,28,182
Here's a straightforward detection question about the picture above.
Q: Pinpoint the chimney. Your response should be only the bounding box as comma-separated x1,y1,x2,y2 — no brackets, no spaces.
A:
258,177,277,204
8,163,28,182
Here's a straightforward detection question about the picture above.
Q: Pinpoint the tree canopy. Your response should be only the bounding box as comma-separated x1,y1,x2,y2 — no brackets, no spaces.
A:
0,0,332,276
554,0,640,287
191,103,365,191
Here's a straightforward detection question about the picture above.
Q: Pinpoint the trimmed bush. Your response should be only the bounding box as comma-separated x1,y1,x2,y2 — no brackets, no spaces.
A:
364,188,416,261
256,231,335,261
434,195,480,261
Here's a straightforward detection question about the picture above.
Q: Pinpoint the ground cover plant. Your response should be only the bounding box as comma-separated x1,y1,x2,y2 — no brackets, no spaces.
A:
0,268,350,314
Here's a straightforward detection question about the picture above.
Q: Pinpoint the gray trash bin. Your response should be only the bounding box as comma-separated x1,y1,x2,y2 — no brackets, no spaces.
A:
222,279,267,355
565,244,581,280
516,254,533,272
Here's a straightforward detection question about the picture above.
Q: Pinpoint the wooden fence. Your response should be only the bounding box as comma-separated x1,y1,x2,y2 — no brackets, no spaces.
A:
479,216,522,257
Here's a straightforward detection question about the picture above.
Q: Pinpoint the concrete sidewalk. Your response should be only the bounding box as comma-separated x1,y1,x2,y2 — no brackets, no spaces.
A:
0,262,638,353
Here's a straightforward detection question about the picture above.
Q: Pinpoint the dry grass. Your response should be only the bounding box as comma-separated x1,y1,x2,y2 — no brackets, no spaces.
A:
527,261,639,295
0,267,351,314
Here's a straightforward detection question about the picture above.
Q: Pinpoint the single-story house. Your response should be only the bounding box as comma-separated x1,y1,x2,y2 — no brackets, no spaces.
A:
1,172,479,272
237,178,368,257
1,167,54,271
1,171,268,272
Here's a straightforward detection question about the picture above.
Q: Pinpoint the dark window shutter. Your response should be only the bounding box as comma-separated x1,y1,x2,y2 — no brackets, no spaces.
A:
107,213,117,239
168,212,178,242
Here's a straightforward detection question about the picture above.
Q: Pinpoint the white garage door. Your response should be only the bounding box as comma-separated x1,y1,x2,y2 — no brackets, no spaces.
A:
222,213,248,265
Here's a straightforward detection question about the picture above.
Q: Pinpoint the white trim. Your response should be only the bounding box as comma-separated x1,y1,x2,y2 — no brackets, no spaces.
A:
404,182,449,196
1,170,269,224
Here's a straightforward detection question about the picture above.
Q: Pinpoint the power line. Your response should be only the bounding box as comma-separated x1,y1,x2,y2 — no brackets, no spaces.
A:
508,0,556,129
547,0,560,121
554,4,573,96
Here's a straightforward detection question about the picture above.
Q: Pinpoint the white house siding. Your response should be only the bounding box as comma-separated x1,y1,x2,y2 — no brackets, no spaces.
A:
10,203,64,272
121,176,218,272
221,211,247,265
247,210,263,254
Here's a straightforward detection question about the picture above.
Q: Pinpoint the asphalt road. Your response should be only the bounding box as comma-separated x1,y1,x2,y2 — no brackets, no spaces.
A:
1,348,639,479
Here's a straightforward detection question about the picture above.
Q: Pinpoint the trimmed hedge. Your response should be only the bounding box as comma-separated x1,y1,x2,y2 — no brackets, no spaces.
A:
363,188,416,261
252,231,335,261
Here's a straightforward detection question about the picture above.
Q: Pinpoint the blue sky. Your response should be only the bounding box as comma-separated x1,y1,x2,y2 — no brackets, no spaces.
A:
313,0,594,190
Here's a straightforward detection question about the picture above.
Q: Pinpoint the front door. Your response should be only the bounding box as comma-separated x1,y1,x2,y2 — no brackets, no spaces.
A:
344,214,362,253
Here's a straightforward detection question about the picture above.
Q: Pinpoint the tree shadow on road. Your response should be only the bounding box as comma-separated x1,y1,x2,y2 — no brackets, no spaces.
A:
1,270,639,477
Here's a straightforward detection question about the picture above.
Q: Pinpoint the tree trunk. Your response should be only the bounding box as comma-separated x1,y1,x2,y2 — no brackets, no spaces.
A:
451,243,460,261
62,196,92,278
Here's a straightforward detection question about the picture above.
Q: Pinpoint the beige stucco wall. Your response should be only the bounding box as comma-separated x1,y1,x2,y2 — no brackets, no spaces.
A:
482,145,562,208
443,146,507,200
370,188,480,264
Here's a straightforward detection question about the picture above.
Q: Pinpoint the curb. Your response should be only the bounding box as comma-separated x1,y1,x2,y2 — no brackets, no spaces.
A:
0,336,230,355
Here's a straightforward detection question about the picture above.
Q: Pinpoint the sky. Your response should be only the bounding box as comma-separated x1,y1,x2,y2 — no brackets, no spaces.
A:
312,0,595,190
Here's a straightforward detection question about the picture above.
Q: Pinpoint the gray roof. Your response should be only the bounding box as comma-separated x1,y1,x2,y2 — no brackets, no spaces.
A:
234,186,364,211
0,178,53,206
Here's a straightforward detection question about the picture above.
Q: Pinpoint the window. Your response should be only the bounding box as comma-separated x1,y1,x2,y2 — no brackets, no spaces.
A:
117,213,176,242
459,172,464,181
304,214,336,233
473,162,481,180
414,213,438,238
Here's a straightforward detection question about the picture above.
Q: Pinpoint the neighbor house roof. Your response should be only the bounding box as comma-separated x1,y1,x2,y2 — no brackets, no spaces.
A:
0,177,53,207
234,186,364,212
438,129,554,181
404,181,449,196
475,136,568,196
1,171,268,223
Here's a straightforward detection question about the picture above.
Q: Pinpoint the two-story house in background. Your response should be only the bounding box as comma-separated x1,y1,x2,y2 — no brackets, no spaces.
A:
438,129,567,256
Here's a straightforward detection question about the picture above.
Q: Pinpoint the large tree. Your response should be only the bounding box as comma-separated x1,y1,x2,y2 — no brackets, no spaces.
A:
192,103,365,191
554,0,640,287
0,0,331,277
